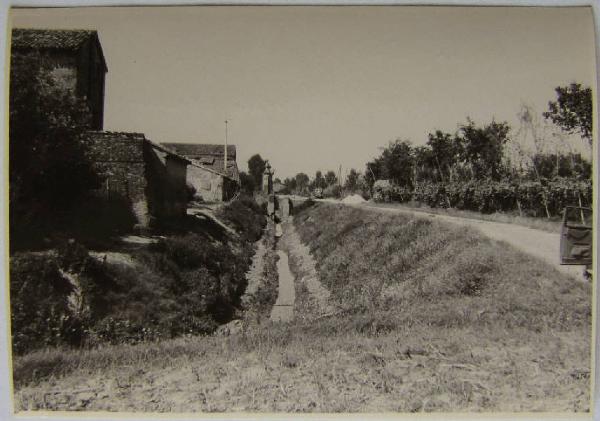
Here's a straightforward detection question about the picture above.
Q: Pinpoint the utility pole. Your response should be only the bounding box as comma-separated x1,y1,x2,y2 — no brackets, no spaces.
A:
224,119,228,175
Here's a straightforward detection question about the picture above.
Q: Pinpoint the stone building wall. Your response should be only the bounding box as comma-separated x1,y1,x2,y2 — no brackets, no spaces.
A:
188,164,224,202
84,132,189,229
41,52,79,93
144,143,188,221
84,132,150,227
76,37,106,130
187,163,239,203
13,36,106,130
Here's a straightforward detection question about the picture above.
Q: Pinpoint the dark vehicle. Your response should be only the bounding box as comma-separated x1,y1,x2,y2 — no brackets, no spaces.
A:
560,206,592,278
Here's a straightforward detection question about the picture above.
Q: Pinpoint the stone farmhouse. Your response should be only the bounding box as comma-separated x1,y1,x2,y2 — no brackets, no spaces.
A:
13,28,242,227
162,143,240,202
83,132,190,229
12,28,108,130
12,28,196,229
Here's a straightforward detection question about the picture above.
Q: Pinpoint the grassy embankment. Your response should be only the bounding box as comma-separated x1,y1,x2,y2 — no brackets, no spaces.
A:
13,202,591,412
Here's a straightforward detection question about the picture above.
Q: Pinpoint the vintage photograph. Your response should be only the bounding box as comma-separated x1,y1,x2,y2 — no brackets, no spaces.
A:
6,5,596,414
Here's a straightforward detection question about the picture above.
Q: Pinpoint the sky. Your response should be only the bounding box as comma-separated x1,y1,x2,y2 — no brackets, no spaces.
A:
10,6,597,179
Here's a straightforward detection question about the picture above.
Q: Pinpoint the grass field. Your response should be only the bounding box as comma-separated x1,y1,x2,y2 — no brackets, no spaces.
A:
12,203,591,412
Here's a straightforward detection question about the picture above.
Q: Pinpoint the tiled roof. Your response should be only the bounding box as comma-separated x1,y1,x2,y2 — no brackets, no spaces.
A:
86,131,146,140
12,28,97,50
162,143,236,159
146,140,191,164
12,28,108,72
188,158,240,182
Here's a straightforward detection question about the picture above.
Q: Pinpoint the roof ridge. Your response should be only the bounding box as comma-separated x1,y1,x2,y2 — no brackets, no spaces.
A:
12,28,97,32
160,142,237,157
12,28,100,51
162,142,237,147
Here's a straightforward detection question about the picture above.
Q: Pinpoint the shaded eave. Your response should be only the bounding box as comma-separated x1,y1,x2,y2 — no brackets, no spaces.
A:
148,140,191,165
188,159,238,181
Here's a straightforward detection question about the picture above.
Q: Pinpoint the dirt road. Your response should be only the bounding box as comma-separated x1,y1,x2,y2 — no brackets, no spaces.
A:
316,199,587,281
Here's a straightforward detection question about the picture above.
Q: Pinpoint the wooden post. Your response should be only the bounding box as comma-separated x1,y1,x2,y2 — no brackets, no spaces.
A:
578,191,585,224
224,120,228,175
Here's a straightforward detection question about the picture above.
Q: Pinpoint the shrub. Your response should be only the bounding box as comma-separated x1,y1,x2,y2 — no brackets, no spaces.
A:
10,253,75,354
293,198,315,215
10,196,265,351
218,195,266,242
323,184,342,198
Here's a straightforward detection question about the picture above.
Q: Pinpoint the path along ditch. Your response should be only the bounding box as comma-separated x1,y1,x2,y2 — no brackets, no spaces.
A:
268,216,335,323
242,211,344,324
269,249,295,322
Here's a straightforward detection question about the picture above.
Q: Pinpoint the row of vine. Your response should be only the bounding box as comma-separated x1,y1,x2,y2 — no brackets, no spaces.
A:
374,178,592,217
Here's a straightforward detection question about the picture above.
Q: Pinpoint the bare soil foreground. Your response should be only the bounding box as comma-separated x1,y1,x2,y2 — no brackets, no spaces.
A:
13,203,591,413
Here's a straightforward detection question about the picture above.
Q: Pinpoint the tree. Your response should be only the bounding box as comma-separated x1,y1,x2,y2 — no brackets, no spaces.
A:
543,83,592,145
239,171,255,194
382,139,415,188
426,130,463,182
344,168,360,192
530,153,591,180
312,170,325,190
458,119,510,181
10,51,100,243
412,145,434,183
247,154,266,191
283,177,297,193
294,173,310,195
324,170,338,187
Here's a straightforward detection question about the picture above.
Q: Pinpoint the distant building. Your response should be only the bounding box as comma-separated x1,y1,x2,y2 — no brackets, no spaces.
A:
11,28,108,130
162,143,240,202
273,180,286,194
84,132,190,229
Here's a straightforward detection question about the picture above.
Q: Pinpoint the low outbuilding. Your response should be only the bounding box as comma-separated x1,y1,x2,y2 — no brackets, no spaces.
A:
84,131,190,229
162,143,240,202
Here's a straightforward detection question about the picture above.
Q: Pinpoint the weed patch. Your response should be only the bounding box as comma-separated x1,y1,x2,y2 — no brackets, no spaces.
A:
10,196,266,354
242,221,279,322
